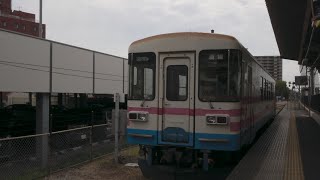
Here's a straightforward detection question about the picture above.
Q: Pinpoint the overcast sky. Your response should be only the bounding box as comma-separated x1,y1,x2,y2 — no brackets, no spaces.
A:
12,0,300,83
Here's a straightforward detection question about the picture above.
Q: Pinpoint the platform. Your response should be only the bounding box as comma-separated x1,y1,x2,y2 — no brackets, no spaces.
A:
227,102,320,180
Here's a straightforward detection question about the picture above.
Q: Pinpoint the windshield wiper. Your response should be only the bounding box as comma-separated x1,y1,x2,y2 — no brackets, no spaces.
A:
140,95,147,107
208,101,214,109
208,97,215,109
140,98,146,107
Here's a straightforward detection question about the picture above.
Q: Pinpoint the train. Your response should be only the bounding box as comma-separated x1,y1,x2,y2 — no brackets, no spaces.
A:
127,32,275,174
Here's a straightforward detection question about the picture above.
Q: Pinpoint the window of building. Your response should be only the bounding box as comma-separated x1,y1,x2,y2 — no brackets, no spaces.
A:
3,21,7,27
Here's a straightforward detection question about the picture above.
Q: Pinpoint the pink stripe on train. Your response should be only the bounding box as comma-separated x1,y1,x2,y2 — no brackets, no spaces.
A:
128,107,241,117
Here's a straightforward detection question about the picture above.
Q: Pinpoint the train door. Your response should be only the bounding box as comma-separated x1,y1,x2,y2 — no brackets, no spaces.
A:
248,66,255,142
159,53,195,146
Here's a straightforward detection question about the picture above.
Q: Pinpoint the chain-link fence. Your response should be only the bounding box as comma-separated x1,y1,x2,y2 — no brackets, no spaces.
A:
0,110,132,180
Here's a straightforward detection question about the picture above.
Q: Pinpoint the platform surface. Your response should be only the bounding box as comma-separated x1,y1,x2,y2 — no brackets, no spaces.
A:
227,102,320,180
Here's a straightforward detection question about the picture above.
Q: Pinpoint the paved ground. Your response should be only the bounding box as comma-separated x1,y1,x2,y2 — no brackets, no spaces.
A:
227,102,291,180
228,101,320,180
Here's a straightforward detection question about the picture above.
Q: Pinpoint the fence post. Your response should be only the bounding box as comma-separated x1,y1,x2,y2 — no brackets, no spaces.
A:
114,93,120,164
36,93,49,169
90,111,94,160
50,114,53,134
0,92,3,108
48,113,53,175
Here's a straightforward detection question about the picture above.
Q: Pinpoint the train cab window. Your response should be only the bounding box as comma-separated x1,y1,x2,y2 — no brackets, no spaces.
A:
128,52,156,100
166,65,188,101
199,49,241,102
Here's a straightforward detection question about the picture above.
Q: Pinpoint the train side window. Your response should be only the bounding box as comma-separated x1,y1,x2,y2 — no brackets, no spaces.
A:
272,83,274,99
269,83,272,100
267,82,270,100
264,80,268,100
270,83,273,100
260,77,264,100
266,82,268,100
269,83,271,100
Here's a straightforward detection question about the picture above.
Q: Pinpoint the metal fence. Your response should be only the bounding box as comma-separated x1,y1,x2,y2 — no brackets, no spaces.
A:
301,95,320,112
0,112,130,180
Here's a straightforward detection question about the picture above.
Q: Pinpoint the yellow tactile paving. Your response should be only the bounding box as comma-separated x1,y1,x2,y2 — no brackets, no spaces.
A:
283,111,304,180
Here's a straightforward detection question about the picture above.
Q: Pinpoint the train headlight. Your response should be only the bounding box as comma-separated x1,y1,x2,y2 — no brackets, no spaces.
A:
128,111,149,122
206,116,216,124
138,113,148,121
206,115,229,125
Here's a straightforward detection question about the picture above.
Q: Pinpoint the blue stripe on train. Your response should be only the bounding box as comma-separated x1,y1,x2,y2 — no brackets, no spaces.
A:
127,128,158,146
127,128,240,151
194,133,240,151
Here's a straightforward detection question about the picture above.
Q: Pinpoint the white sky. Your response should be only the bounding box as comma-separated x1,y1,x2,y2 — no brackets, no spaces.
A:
12,0,300,83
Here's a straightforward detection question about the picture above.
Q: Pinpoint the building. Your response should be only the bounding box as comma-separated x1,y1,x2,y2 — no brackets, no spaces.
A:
0,0,45,38
255,56,282,81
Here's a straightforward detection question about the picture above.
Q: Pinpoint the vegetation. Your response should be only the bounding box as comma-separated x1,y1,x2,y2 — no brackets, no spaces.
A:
275,80,290,99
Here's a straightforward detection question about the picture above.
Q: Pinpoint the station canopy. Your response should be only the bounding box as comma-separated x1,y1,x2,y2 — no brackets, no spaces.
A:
265,0,320,71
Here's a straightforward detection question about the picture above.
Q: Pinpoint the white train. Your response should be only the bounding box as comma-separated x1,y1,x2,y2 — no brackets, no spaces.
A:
127,32,275,172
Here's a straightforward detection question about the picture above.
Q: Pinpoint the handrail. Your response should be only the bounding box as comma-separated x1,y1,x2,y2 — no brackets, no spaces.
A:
0,133,50,141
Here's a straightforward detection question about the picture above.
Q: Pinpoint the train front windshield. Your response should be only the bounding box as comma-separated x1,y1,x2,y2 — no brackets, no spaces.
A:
199,49,241,102
128,52,156,100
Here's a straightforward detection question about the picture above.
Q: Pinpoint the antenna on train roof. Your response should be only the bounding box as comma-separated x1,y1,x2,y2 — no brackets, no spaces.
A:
211,30,214,33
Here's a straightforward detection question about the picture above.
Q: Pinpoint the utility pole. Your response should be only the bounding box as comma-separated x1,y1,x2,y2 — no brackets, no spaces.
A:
39,0,43,38
114,93,120,164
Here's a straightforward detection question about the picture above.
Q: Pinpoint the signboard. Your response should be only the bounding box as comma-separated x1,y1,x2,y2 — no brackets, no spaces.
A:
295,76,308,85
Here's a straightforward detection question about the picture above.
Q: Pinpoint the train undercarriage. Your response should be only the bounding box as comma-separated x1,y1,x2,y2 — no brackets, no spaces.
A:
138,145,242,175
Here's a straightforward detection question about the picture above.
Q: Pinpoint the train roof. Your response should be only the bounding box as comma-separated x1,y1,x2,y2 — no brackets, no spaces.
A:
131,32,238,46
129,32,242,53
129,32,275,82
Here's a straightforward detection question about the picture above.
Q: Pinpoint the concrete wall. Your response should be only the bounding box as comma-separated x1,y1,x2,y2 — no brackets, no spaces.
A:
0,31,50,92
0,29,127,94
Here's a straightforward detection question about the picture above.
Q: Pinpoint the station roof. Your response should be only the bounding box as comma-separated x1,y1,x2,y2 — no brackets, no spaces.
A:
265,0,320,70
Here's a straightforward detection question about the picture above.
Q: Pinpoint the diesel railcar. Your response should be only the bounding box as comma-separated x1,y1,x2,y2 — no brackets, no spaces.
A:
127,32,275,172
